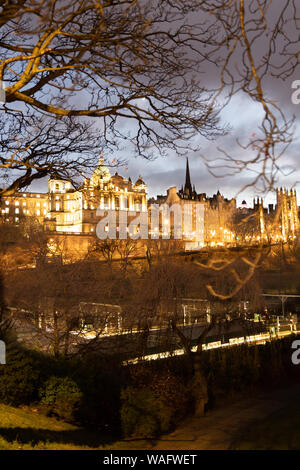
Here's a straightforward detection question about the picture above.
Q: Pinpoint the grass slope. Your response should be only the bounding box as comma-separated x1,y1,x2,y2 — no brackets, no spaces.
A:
0,404,151,450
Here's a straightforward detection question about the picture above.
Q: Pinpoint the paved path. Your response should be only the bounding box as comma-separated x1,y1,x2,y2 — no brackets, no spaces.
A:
145,385,300,450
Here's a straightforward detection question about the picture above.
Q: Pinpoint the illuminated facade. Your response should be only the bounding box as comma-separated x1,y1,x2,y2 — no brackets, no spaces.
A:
0,155,298,249
46,155,147,234
0,192,48,224
252,188,299,242
149,159,237,248
0,155,147,237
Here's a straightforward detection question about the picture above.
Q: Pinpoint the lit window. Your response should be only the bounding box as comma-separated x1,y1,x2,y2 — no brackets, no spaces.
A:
56,203,59,211
23,194,26,197
15,208,19,214
36,202,40,207
5,201,9,205
36,210,40,216
15,217,19,222
15,201,19,206
23,202,26,206
5,208,8,213
43,209,47,215
37,194,40,198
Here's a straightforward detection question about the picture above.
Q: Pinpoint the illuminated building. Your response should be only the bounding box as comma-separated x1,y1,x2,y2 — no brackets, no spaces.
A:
45,154,147,234
0,192,48,224
149,158,237,248
252,188,299,242
0,155,298,252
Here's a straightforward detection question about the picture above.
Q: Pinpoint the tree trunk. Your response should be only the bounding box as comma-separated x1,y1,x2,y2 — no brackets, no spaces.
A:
192,351,209,417
64,328,70,356
53,311,59,358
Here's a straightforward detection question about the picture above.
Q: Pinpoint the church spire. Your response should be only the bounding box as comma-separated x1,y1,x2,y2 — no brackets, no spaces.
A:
184,157,192,197
98,151,104,166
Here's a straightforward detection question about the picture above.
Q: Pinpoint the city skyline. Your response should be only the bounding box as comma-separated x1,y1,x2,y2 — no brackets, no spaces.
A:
24,91,300,207
28,152,299,210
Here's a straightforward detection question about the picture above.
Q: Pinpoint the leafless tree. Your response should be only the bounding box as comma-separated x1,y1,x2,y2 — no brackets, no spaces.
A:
198,0,297,193
4,255,121,356
158,260,266,416
232,211,260,244
122,257,265,416
90,238,118,271
1,2,299,407
116,239,139,275
0,0,225,194
1,2,298,203
145,238,184,268
0,114,104,197
121,260,212,415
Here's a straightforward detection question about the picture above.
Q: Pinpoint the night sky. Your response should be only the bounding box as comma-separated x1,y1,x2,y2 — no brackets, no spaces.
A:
30,87,300,208
26,3,300,208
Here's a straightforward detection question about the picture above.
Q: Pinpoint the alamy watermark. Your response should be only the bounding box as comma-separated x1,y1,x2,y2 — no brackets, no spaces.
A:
0,340,5,364
291,339,300,365
95,202,205,242
0,81,5,104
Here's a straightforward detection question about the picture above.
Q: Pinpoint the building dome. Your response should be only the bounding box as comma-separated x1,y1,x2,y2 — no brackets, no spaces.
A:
134,175,145,187
90,154,111,186
112,172,124,181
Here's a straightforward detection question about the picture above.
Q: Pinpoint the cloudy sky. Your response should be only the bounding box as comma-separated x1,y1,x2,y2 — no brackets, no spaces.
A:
93,90,300,206
27,2,300,208
30,86,300,208
141,90,300,206
114,66,300,207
